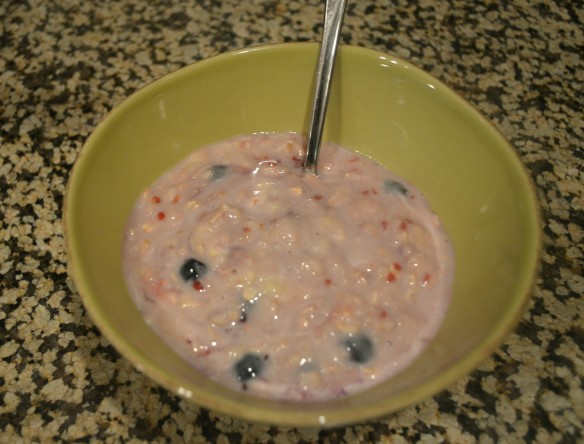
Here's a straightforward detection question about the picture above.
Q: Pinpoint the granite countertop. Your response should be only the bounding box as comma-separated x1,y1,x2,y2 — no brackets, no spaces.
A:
1,0,582,442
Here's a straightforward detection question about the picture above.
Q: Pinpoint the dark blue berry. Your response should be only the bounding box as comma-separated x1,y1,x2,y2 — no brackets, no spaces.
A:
180,258,207,282
384,180,408,195
210,165,228,180
343,334,374,364
234,353,264,382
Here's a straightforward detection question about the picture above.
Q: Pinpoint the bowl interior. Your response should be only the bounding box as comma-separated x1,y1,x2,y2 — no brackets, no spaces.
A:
65,43,540,426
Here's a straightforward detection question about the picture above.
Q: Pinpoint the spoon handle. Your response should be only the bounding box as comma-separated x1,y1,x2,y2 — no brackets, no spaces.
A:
304,0,347,175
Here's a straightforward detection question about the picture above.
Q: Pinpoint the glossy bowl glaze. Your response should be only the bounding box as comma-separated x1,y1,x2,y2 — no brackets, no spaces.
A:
65,43,540,426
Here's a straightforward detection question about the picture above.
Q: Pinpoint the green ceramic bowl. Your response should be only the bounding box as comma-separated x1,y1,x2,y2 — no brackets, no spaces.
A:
65,43,540,426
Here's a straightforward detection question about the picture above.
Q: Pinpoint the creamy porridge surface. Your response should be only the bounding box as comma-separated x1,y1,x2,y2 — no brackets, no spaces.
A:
122,133,455,401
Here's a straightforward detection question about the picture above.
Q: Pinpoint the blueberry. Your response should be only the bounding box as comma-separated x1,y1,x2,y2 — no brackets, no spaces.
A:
343,334,374,364
384,180,408,195
210,165,228,180
180,258,207,282
234,353,264,382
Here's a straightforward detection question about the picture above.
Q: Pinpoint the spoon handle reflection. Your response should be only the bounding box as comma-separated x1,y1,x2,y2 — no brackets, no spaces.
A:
304,0,347,175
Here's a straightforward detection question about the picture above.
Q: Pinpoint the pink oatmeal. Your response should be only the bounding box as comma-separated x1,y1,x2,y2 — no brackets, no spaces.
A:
122,133,455,401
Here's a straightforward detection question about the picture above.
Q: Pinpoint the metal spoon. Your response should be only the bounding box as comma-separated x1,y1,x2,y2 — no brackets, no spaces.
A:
303,0,348,175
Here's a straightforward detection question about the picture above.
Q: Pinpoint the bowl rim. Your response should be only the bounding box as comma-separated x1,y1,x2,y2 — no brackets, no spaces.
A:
64,42,542,427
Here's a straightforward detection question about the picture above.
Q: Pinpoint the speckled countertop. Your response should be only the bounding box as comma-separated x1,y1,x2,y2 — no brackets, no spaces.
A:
1,0,582,442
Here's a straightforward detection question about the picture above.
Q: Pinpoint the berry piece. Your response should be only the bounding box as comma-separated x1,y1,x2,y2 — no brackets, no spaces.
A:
384,180,408,195
239,301,252,323
343,334,374,364
180,258,208,282
234,353,264,382
210,165,228,180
